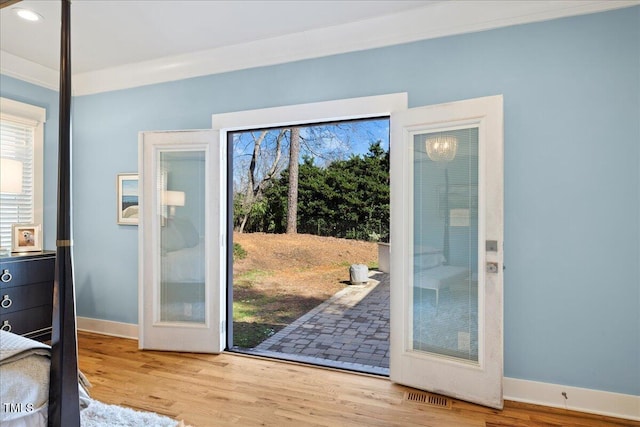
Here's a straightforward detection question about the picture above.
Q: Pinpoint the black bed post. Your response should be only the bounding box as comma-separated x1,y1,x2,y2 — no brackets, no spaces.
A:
48,0,80,426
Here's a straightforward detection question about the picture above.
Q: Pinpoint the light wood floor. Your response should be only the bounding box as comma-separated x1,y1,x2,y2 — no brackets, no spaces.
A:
77,332,636,427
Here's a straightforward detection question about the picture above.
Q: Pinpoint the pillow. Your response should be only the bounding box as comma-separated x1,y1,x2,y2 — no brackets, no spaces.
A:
172,217,199,248
161,217,199,253
414,246,446,269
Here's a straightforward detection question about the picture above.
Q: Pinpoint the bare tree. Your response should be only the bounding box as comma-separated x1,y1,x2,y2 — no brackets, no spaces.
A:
237,129,286,232
234,120,383,233
286,127,300,234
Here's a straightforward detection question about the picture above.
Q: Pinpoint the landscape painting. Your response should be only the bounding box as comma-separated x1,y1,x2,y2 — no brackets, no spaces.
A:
117,173,139,225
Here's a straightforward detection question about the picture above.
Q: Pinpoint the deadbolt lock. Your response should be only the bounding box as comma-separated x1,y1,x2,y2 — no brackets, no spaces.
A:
486,262,499,274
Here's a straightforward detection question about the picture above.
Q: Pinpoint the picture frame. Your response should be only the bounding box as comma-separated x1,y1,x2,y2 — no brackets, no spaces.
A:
438,184,478,219
12,224,42,252
117,173,139,225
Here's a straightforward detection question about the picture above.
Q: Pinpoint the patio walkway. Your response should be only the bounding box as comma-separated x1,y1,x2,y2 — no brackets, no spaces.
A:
241,271,390,375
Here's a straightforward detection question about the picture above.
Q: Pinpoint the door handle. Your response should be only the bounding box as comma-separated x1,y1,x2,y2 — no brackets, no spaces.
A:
486,262,499,274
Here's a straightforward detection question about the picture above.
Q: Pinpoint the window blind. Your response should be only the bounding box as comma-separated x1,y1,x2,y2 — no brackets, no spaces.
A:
0,116,35,249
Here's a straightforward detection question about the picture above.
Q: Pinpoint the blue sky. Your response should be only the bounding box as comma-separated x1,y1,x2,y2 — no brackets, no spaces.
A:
231,118,389,190
233,117,389,161
121,179,138,197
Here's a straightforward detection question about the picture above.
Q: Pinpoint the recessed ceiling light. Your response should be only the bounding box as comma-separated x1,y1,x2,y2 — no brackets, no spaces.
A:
13,8,44,22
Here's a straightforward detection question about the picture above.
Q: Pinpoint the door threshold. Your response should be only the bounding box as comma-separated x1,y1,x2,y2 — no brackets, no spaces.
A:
225,348,389,378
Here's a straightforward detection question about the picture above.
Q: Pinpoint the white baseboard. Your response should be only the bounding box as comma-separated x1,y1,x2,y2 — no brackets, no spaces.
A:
504,377,640,422
77,317,138,340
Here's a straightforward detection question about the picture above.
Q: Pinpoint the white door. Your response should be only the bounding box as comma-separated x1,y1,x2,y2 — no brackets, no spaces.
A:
139,130,226,352
390,95,504,408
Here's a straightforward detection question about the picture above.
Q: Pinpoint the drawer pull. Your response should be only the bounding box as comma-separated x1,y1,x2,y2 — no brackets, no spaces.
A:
0,269,11,283
1,320,11,332
0,295,11,309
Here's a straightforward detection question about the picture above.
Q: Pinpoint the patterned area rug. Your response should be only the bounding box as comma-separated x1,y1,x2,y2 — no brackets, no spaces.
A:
81,399,189,427
413,281,479,361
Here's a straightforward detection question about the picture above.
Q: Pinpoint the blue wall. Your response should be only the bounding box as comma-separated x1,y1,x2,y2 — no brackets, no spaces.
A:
5,7,639,396
0,75,59,250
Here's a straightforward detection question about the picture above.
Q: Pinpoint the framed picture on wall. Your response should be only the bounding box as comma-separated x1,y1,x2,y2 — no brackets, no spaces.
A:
11,223,42,252
117,173,139,225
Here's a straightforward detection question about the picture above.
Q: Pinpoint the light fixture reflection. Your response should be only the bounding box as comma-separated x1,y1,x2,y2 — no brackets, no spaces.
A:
426,135,458,162
162,190,185,217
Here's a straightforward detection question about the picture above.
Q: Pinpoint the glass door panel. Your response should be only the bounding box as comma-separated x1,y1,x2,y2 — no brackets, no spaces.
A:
158,150,206,324
412,128,478,362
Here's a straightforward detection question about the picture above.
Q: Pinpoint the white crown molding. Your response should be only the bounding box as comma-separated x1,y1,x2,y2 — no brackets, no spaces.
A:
0,51,58,91
71,0,640,95
2,1,638,95
504,377,640,422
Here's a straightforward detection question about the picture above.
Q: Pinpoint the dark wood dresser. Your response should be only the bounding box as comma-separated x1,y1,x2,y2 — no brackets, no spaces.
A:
0,251,55,342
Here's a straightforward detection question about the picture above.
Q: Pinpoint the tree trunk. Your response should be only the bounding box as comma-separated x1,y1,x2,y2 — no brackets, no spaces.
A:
237,130,284,232
286,127,300,234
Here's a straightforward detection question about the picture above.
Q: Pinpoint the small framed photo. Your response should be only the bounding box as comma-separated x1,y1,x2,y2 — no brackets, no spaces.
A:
12,224,42,252
117,173,139,225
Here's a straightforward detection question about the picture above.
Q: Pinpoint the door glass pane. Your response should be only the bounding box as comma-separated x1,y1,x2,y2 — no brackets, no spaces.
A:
412,128,478,362
158,150,206,323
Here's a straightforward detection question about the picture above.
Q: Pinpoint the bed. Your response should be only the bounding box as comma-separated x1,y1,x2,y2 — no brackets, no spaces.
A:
0,1,81,426
413,246,470,307
161,239,206,323
0,331,90,427
158,215,205,322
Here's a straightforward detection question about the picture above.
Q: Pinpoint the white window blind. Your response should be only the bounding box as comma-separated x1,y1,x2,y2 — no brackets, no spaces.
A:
0,98,45,251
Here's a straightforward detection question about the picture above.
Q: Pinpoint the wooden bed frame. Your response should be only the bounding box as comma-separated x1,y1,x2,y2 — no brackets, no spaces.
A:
47,1,80,425
0,0,79,423
0,0,82,424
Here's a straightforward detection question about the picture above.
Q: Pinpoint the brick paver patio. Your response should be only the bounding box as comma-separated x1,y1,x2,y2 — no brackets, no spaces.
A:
240,271,390,375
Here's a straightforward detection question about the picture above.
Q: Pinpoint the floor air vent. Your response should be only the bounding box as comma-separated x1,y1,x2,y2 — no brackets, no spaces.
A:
404,391,452,409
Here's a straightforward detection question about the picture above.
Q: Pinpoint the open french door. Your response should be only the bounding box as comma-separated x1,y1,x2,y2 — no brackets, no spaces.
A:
389,96,504,408
139,130,226,353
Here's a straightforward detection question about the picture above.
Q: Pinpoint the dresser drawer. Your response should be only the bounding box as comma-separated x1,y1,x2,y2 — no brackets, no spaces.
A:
0,281,53,314
0,252,55,342
0,257,55,288
0,305,52,336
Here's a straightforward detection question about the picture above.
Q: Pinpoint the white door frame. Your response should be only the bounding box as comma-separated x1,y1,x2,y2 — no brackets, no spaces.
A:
212,93,408,348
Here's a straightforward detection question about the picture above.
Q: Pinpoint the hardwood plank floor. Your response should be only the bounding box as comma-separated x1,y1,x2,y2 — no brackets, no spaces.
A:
77,332,637,427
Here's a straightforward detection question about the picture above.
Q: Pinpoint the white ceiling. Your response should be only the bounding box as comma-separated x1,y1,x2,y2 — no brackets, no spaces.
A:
1,0,433,73
1,0,638,95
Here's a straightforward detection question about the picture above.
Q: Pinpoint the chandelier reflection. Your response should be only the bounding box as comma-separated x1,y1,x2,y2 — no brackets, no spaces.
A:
426,135,458,162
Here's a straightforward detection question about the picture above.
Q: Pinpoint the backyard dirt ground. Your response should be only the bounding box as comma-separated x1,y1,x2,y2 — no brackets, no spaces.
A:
232,232,378,347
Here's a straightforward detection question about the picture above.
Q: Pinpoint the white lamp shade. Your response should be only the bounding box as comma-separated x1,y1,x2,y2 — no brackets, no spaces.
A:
161,190,185,207
0,158,23,194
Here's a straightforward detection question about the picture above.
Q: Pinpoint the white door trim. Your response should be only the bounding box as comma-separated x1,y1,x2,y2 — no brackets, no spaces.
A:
212,93,408,131
213,93,407,348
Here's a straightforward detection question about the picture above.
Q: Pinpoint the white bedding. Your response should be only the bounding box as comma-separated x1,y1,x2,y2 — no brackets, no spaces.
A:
412,245,471,308
414,265,470,290
0,331,91,427
162,242,204,283
0,331,50,427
